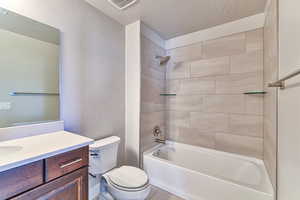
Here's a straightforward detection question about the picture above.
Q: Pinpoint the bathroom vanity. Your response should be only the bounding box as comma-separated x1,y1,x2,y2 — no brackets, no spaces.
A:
0,7,95,200
0,131,93,200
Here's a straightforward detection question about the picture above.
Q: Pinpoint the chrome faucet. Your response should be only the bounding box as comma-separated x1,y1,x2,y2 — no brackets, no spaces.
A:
153,126,166,144
153,126,162,137
154,138,166,144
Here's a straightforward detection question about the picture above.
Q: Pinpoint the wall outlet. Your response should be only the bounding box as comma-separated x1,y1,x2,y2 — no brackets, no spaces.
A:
0,102,11,110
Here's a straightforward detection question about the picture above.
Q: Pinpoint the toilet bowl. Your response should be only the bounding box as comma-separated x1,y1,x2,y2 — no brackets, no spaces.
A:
89,136,151,200
102,166,151,200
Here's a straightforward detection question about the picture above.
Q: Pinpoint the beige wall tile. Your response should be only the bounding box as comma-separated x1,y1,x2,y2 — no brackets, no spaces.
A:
231,50,263,74
245,95,264,115
246,28,264,52
141,36,165,72
166,79,180,94
140,132,158,152
141,36,166,154
162,28,266,161
177,127,216,148
141,75,164,105
229,114,263,138
264,91,277,123
165,124,180,141
216,72,263,94
263,137,277,188
140,111,165,152
263,0,278,189
141,74,165,90
141,55,165,73
215,133,263,158
165,111,190,141
203,95,245,114
141,102,164,113
141,54,160,72
140,111,165,135
142,66,165,80
141,54,164,74
179,78,215,95
202,33,246,59
190,56,230,77
264,119,277,151
166,111,190,128
190,112,229,133
264,120,276,149
167,42,202,63
167,95,204,112
166,62,190,80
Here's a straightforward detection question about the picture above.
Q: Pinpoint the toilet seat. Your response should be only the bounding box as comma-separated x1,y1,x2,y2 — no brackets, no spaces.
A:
107,166,149,191
108,179,150,192
102,166,151,200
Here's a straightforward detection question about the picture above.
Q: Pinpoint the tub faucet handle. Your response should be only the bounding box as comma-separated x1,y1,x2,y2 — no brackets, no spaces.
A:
153,126,161,136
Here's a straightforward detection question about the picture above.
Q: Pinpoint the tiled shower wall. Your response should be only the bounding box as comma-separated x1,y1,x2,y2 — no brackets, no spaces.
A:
166,29,264,158
264,0,278,189
140,36,166,154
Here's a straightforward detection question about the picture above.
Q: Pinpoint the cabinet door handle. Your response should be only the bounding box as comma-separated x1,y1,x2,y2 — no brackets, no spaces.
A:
59,158,83,169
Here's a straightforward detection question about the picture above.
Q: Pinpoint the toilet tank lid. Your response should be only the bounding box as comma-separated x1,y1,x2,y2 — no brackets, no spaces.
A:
90,136,120,150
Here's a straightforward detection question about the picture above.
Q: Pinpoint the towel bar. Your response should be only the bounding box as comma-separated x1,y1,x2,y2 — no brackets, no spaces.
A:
268,68,300,89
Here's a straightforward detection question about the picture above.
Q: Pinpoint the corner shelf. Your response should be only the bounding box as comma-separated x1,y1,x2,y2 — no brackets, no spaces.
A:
160,94,177,96
244,91,267,95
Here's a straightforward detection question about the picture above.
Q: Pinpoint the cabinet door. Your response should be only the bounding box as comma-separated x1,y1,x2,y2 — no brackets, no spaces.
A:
45,147,89,182
0,161,43,200
12,167,88,200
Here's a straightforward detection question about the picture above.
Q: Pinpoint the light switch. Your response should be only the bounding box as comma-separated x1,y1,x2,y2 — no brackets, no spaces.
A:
0,102,11,110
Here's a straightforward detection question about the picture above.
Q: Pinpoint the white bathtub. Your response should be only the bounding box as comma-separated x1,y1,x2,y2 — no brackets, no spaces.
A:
143,141,274,200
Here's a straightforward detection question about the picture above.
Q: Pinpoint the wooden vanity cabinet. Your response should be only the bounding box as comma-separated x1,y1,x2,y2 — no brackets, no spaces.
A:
0,161,44,200
11,167,88,200
0,146,89,200
45,146,89,182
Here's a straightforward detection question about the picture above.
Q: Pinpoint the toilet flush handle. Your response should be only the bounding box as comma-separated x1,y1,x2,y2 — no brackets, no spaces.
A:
90,150,100,157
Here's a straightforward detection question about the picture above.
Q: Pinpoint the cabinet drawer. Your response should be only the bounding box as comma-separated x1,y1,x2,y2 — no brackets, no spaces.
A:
0,161,43,199
45,146,88,182
11,167,88,200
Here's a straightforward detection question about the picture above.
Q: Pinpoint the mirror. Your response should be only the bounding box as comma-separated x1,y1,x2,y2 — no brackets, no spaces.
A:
0,8,60,128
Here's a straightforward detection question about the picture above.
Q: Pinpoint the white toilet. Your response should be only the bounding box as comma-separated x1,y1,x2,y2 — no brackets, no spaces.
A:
89,136,151,200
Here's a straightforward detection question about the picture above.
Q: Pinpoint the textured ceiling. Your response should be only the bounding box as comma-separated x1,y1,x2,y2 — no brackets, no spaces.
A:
86,0,267,39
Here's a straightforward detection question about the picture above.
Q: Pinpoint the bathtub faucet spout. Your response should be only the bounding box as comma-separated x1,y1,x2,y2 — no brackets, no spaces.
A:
154,138,166,144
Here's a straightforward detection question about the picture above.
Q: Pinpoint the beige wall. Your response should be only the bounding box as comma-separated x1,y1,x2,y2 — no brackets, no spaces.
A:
140,36,166,155
166,29,264,158
0,1,125,163
125,21,141,167
264,0,278,190
0,29,59,127
277,0,300,199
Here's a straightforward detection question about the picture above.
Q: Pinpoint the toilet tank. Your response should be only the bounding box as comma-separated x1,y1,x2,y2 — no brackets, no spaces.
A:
89,136,120,175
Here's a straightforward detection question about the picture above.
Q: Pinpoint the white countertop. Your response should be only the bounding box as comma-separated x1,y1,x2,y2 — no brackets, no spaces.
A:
0,131,94,172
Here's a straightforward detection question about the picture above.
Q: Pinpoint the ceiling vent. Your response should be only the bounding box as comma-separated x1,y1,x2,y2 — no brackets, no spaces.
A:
107,0,138,10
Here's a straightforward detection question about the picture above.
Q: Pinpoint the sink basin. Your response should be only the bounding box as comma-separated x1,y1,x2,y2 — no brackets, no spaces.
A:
0,146,23,156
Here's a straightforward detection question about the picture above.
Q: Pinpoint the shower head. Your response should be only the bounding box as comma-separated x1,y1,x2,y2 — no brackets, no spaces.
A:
155,56,171,65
